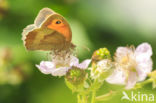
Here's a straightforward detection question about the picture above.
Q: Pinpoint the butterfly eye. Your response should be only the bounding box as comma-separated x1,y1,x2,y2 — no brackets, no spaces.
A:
55,20,61,24
50,19,64,27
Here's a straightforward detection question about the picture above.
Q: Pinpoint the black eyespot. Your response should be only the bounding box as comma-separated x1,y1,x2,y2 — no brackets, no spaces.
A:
56,20,61,24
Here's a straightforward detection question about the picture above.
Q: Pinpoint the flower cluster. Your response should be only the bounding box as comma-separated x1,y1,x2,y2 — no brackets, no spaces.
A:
35,42,154,103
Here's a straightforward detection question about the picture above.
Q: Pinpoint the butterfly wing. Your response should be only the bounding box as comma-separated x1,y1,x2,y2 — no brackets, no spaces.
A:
34,8,55,27
22,8,74,51
24,27,67,50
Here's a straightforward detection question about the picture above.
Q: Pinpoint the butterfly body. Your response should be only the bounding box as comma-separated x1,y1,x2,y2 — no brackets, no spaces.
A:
22,8,74,51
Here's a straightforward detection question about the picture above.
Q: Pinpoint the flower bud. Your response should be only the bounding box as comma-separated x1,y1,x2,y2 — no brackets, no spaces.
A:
92,48,111,64
65,67,86,85
65,67,87,92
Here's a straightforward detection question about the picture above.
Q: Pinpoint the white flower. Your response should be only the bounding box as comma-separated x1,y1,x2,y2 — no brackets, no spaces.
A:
36,52,91,76
106,43,153,89
90,59,114,82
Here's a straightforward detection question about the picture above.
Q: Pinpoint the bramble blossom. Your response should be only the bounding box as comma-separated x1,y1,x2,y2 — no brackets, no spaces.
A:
106,43,153,89
36,51,91,76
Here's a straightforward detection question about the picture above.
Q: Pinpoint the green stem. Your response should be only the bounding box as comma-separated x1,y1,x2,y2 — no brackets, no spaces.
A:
82,94,87,103
135,78,153,89
96,91,116,101
140,78,153,85
77,94,81,103
90,79,102,103
91,90,96,103
77,79,102,103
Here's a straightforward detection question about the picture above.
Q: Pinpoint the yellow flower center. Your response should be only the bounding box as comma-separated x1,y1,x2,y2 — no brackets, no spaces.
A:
121,56,129,65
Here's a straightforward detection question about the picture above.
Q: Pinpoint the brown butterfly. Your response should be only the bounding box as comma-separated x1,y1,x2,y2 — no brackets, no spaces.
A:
22,8,75,51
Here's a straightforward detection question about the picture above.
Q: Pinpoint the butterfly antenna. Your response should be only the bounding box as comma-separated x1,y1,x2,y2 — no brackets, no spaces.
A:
74,45,91,56
80,45,91,52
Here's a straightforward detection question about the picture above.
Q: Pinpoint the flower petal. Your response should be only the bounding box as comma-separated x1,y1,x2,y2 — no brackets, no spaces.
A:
135,43,153,81
106,68,126,85
76,59,91,69
69,56,79,66
135,43,152,58
125,71,137,89
136,59,153,81
51,67,70,76
36,61,55,74
115,47,132,58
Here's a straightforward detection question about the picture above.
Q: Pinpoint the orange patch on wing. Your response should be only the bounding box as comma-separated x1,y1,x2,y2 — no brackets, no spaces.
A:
47,24,71,42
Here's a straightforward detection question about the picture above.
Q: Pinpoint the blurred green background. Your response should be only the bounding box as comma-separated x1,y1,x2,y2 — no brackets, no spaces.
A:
0,0,156,103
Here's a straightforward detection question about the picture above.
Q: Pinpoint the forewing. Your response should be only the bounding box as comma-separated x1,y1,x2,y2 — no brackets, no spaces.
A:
34,8,55,27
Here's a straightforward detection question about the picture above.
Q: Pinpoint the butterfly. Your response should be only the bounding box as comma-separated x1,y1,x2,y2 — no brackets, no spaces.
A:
22,8,75,51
